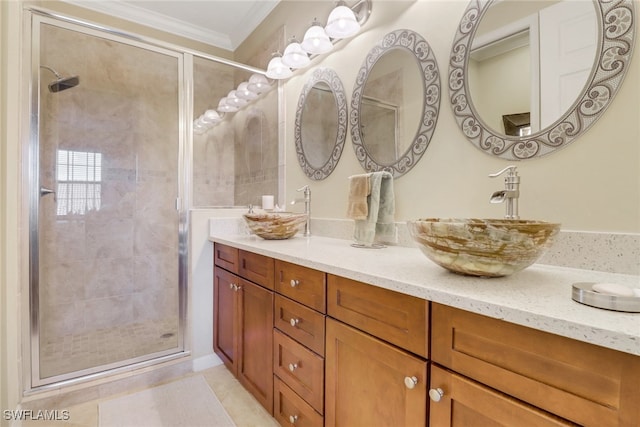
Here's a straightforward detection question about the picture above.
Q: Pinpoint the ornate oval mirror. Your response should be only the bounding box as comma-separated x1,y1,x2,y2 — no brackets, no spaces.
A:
351,29,441,178
295,67,347,180
450,0,635,159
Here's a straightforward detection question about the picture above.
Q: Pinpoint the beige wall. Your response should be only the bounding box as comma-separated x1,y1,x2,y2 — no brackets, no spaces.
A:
243,0,639,233
1,0,23,420
2,0,639,416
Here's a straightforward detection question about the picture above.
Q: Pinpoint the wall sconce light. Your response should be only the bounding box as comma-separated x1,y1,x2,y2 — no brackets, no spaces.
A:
217,98,239,113
225,90,249,108
301,18,334,55
201,109,223,124
325,1,361,39
247,73,271,94
266,53,293,79
236,82,259,100
282,38,311,69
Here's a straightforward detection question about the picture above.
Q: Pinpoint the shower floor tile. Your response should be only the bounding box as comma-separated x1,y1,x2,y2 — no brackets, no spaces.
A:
39,317,179,379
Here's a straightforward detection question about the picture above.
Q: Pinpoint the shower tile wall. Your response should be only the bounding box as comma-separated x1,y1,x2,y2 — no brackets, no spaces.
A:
39,24,180,379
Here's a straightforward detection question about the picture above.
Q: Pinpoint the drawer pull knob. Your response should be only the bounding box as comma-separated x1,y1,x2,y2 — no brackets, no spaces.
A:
229,283,234,290
290,279,300,287
404,376,418,389
429,387,444,402
289,415,298,424
290,318,300,327
288,363,298,372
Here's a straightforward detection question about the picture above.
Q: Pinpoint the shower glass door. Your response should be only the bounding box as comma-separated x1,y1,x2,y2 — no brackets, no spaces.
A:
31,17,186,386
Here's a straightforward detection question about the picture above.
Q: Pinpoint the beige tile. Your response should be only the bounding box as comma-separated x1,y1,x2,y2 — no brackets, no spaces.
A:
21,365,279,427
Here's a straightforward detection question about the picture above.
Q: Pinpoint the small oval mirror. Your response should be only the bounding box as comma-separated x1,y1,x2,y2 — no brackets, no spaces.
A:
295,68,347,180
351,29,441,178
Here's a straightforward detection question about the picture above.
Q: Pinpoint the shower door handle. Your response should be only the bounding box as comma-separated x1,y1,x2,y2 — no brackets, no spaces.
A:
40,186,57,202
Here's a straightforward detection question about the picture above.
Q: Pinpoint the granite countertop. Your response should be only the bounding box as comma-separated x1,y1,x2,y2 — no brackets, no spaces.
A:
209,234,640,356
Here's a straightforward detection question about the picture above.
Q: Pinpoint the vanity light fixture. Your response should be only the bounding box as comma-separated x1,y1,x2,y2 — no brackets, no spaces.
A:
217,97,239,113
301,19,333,55
247,73,271,94
282,37,311,69
201,109,223,124
266,53,293,80
236,82,259,100
325,1,361,39
225,90,249,108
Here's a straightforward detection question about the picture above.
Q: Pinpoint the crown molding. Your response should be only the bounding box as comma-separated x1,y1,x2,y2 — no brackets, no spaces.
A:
63,0,234,50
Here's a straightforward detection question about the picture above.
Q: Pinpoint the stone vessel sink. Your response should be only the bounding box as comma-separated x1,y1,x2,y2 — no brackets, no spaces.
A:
243,212,308,240
407,218,560,277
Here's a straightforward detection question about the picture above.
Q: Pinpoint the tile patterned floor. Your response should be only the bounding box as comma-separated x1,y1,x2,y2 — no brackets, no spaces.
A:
40,318,179,379
15,365,279,427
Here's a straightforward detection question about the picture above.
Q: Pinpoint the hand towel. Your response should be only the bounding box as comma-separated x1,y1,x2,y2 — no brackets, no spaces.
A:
353,171,396,246
347,174,370,220
375,172,396,243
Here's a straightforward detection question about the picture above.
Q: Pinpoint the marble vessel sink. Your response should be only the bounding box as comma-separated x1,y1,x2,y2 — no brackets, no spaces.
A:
243,212,308,240
407,218,560,277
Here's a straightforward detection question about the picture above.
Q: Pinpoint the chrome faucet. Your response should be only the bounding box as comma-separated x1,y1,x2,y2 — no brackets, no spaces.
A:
489,165,520,219
290,185,311,236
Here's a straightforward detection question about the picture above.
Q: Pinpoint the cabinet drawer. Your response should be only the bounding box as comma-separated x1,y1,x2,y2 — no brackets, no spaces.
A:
275,260,326,312
214,243,238,274
327,275,429,358
239,250,274,289
429,364,573,426
273,330,324,413
274,377,323,427
275,295,325,356
431,303,640,427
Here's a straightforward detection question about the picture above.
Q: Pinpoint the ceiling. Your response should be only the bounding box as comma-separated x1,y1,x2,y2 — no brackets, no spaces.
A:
65,0,281,51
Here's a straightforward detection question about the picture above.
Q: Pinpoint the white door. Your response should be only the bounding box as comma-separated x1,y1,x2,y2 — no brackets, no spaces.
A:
539,0,597,129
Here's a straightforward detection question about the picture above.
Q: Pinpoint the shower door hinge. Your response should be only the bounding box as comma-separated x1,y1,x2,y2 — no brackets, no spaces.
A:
175,197,181,210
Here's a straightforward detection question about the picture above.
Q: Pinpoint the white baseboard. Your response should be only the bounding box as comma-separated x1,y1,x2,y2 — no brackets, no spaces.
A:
192,353,223,372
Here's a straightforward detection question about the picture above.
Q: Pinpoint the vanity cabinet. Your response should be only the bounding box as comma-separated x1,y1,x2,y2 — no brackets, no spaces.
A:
430,303,640,427
272,260,327,426
429,364,572,426
213,244,274,414
325,275,429,427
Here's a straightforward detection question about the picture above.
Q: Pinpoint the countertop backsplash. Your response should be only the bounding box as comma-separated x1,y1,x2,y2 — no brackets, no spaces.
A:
208,216,640,276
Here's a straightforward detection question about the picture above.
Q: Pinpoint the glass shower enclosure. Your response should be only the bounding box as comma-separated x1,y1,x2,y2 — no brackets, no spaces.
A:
29,13,187,387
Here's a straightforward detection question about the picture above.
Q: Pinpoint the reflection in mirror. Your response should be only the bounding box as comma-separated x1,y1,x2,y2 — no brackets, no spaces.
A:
469,0,597,135
360,48,424,165
351,29,440,178
301,82,338,169
192,56,279,206
450,0,635,160
295,68,347,180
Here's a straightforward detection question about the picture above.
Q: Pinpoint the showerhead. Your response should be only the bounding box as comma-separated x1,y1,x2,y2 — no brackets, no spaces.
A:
40,65,80,93
49,76,80,93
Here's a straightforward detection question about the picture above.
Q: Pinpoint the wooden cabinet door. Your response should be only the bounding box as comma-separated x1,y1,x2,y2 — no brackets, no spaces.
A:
429,364,574,427
325,318,427,427
431,303,640,426
213,267,239,374
237,278,274,415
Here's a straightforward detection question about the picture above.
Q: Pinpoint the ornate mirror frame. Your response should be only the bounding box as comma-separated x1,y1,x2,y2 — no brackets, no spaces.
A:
351,29,441,178
295,67,347,180
449,0,635,160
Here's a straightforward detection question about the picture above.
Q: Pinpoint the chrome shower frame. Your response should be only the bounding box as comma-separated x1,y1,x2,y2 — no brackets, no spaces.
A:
23,7,216,391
